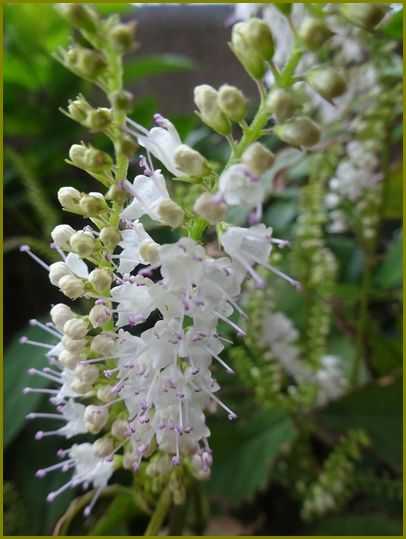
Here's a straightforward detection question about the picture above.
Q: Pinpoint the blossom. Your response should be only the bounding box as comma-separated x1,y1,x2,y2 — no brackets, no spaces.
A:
219,164,265,209
117,221,159,274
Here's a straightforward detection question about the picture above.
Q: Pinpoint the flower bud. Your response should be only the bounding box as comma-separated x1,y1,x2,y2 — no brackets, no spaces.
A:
100,226,121,250
193,193,227,225
57,4,99,34
79,193,107,217
139,240,160,265
69,231,96,257
77,49,107,78
89,304,112,328
67,96,91,123
87,108,112,131
70,379,92,395
217,84,247,123
157,199,185,228
91,333,115,356
75,363,99,385
57,186,81,211
84,405,108,434
58,275,85,300
117,136,138,159
111,419,129,440
49,262,71,286
298,17,333,49
193,85,231,136
174,144,209,177
339,4,387,30
62,335,87,354
58,349,81,369
111,90,135,112
97,385,115,403
69,144,87,168
84,148,113,172
94,436,115,457
231,22,266,79
274,116,321,148
306,68,347,101
88,269,112,293
105,183,130,204
110,22,137,52
51,224,75,249
242,142,275,176
245,18,274,59
63,318,88,339
266,88,296,122
50,303,74,330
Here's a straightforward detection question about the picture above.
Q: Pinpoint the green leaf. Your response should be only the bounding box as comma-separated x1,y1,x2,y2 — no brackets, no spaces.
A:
382,8,403,40
5,319,55,446
318,379,402,470
207,410,297,504
310,513,402,535
124,54,195,83
88,493,135,535
93,4,135,15
374,230,402,289
264,200,297,231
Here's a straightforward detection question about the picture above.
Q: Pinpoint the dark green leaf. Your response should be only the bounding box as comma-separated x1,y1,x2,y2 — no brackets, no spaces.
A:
382,8,403,40
207,410,297,504
88,493,135,535
124,54,195,83
374,230,402,289
5,319,55,446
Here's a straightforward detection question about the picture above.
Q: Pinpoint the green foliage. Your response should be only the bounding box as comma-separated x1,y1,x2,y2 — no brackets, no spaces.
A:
310,513,402,536
374,230,402,289
125,54,195,83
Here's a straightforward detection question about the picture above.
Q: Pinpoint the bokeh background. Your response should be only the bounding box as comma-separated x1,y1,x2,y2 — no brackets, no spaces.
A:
4,3,403,536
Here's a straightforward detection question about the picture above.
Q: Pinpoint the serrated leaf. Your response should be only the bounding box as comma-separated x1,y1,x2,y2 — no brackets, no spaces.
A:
318,379,402,470
124,54,195,83
374,230,402,289
5,319,56,446
207,410,297,504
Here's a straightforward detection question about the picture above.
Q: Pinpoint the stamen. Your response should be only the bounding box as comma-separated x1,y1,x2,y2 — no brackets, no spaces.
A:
20,245,50,271
214,311,246,336
84,486,103,517
27,412,64,420
204,346,234,374
29,319,61,339
51,242,67,261
28,368,62,384
23,387,59,395
20,337,54,349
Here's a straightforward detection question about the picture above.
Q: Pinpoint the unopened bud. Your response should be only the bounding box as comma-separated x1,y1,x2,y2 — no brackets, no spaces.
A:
274,116,321,148
67,96,91,123
75,363,99,385
111,419,129,440
70,379,92,395
91,333,115,356
84,148,113,171
69,144,87,168
158,199,185,228
57,4,99,34
97,385,115,403
79,193,107,217
62,335,87,354
111,90,135,112
58,350,81,369
89,304,111,328
106,183,130,204
174,145,209,177
70,231,96,257
117,136,138,159
88,269,112,292
242,142,275,176
231,21,268,79
306,68,346,101
50,303,74,330
51,224,75,249
298,17,332,49
84,405,108,434
193,193,227,225
139,240,160,265
194,85,231,136
110,22,137,52
266,88,296,122
49,262,71,286
100,226,121,250
94,436,114,457
217,84,247,123
59,275,85,300
244,18,274,59
87,108,112,131
63,318,88,339
77,49,107,78
57,186,81,211
339,4,387,30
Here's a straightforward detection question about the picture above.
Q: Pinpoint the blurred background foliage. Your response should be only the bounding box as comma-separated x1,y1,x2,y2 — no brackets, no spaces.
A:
4,3,403,536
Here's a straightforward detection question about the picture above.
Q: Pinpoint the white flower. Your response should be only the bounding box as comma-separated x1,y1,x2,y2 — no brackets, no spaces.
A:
117,221,159,274
122,170,172,223
219,164,265,209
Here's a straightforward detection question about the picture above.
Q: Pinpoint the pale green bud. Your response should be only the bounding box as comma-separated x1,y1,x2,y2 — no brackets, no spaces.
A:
69,144,87,168
174,144,209,177
75,363,99,385
266,88,296,122
87,108,112,131
111,90,135,113
242,142,275,176
274,116,321,148
139,240,160,265
79,193,107,217
91,333,115,356
57,4,99,34
100,226,121,250
70,379,92,395
49,262,71,286
84,147,113,172
193,85,231,135
70,231,96,257
110,22,137,52
111,419,130,440
51,224,75,249
217,84,247,123
58,186,81,211
62,335,87,354
117,136,138,159
63,318,89,339
244,18,274,59
158,200,185,228
97,385,115,403
106,183,130,204
59,274,85,300
231,22,266,80
306,68,347,100
50,303,74,331
58,350,81,370
193,193,227,225
339,4,387,30
67,96,92,123
88,269,112,293
84,405,108,434
298,17,333,50
89,304,111,328
94,436,115,457
76,48,107,78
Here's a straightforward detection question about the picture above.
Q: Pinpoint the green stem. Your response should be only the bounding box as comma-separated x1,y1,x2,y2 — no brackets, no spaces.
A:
168,501,188,535
144,486,172,536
